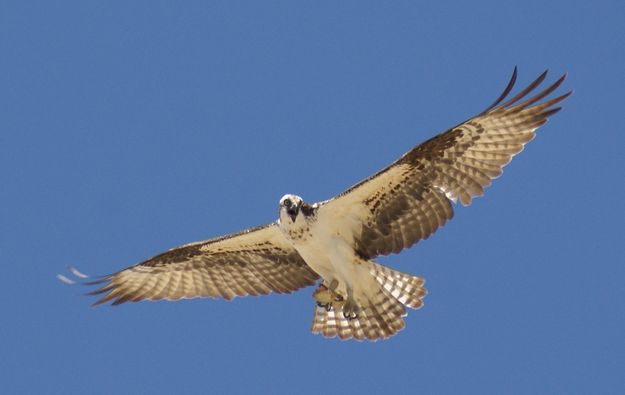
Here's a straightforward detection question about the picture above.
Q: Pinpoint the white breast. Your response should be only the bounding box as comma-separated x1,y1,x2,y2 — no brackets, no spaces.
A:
278,208,365,296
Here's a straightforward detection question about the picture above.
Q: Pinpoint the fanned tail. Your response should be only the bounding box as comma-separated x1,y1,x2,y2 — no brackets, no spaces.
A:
310,262,427,341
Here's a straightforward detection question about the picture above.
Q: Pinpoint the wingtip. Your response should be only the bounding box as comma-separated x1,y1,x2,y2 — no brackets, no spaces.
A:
90,292,116,307
560,90,574,103
56,274,76,285
67,265,89,279
544,107,563,117
479,67,520,115
91,299,108,307
57,265,93,285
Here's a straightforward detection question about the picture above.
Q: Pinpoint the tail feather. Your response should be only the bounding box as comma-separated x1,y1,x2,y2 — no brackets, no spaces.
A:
363,290,407,337
310,263,427,341
369,262,427,309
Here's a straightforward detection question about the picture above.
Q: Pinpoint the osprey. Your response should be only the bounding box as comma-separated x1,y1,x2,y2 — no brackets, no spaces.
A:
64,69,570,341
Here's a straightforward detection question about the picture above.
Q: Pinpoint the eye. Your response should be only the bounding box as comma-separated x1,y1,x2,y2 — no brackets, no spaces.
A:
283,199,292,208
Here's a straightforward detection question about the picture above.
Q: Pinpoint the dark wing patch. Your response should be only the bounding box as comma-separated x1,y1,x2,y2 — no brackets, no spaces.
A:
87,223,319,305
325,68,571,259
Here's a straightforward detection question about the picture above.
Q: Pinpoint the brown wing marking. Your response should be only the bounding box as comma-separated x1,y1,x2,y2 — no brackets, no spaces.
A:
323,69,571,259
85,223,319,305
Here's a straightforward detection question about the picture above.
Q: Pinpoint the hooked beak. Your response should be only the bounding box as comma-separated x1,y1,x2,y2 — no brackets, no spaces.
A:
286,207,298,223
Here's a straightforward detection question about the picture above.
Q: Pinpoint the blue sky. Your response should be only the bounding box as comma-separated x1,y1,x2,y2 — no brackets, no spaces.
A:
2,1,624,394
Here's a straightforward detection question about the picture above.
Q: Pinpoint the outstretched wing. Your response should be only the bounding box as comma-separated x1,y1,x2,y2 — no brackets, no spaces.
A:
319,68,571,259
86,223,319,305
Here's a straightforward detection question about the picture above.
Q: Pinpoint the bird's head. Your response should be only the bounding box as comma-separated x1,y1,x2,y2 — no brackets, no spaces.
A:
279,194,304,223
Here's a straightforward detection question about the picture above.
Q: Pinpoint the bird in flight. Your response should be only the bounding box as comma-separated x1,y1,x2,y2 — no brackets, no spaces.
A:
62,68,570,341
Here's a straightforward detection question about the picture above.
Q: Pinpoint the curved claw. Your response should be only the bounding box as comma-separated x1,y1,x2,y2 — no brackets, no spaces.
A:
342,309,359,320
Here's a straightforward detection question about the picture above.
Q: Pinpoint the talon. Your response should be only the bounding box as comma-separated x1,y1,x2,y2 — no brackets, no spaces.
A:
314,283,344,308
314,283,351,313
342,296,360,320
342,310,358,320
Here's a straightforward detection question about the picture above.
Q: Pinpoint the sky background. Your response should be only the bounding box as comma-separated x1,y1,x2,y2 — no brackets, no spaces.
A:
2,1,624,394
